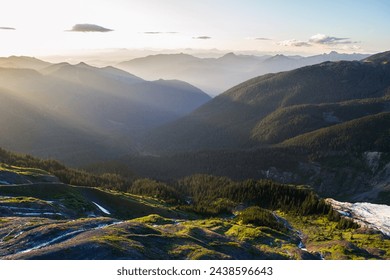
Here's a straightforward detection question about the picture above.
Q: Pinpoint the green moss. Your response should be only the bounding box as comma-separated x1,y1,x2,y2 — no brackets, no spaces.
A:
0,184,94,216
131,214,174,225
225,224,263,241
236,206,287,232
225,241,241,248
93,234,130,244
92,232,144,252
2,235,15,242
170,244,228,260
188,218,233,235
0,164,50,176
280,212,390,260
0,196,46,204
60,193,95,214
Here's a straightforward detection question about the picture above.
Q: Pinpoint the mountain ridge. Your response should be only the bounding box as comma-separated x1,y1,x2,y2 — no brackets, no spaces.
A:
143,51,390,154
0,61,211,165
117,51,370,95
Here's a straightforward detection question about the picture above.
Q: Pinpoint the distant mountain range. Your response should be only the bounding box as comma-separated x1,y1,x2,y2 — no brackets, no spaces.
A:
0,57,210,165
0,56,51,70
117,51,370,95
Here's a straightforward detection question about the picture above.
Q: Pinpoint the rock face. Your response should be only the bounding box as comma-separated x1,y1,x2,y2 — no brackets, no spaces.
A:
364,151,382,173
0,159,389,260
0,215,321,260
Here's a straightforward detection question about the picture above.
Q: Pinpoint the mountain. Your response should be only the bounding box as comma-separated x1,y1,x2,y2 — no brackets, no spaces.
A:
0,60,211,165
117,52,369,95
281,112,390,153
127,51,390,203
0,86,125,165
2,48,390,261
41,61,144,85
252,97,390,144
363,51,390,64
0,56,51,70
144,51,390,154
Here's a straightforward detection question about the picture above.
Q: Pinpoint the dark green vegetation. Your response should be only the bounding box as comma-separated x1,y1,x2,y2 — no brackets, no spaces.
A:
0,147,131,190
253,97,389,144
236,207,287,232
0,148,331,217
175,175,330,216
282,112,390,152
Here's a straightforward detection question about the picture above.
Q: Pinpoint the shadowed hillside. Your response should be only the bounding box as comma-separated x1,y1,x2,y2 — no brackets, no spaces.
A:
0,61,210,165
118,51,390,203
143,51,390,154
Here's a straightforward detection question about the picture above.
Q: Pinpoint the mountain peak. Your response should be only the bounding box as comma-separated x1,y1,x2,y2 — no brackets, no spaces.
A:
0,56,51,70
263,54,290,62
76,62,93,68
218,52,238,61
7,55,38,61
222,52,237,57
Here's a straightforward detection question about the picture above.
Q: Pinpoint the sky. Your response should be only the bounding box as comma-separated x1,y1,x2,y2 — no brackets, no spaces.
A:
0,0,389,57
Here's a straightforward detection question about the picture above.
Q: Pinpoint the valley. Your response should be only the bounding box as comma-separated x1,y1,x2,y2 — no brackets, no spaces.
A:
0,58,210,165
1,50,390,260
116,51,369,96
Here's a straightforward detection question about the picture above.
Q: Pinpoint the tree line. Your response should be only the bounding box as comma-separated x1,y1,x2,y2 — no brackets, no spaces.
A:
1,147,357,229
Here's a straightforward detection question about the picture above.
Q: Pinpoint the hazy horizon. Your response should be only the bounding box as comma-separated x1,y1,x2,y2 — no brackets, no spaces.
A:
32,48,374,67
1,0,389,58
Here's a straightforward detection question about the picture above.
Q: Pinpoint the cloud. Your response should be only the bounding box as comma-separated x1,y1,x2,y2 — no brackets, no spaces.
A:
193,36,211,40
278,39,311,47
309,34,357,45
67,24,113,32
245,37,272,41
0,27,15,30
276,34,359,48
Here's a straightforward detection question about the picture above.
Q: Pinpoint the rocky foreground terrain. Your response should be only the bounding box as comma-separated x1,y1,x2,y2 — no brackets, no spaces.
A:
1,163,389,260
